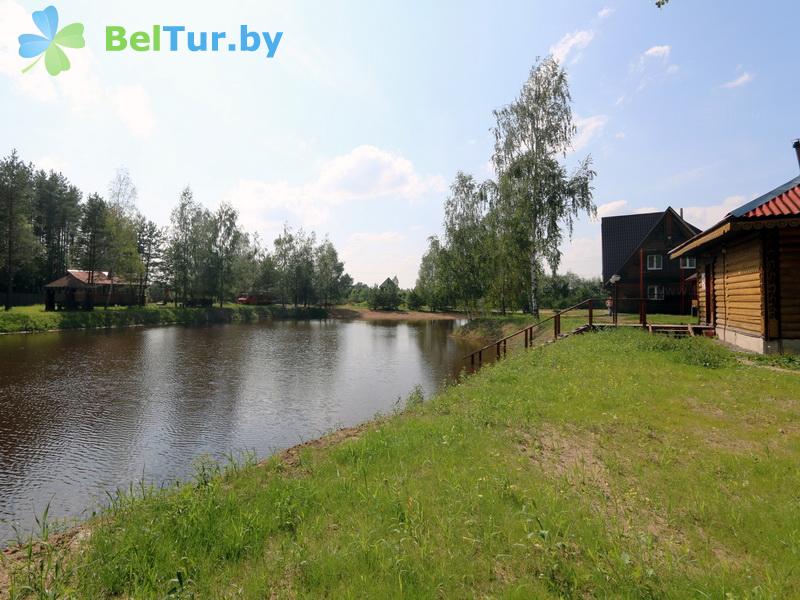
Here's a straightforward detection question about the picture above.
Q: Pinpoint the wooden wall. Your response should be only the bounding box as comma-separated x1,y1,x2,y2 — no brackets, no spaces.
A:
780,228,800,339
714,236,763,335
696,260,708,324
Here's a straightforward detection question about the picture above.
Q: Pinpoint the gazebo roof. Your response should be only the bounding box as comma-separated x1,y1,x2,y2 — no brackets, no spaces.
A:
45,270,126,288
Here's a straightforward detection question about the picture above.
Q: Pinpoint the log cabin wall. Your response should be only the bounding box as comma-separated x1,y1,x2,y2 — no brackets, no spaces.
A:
780,228,800,339
714,234,764,336
696,258,709,324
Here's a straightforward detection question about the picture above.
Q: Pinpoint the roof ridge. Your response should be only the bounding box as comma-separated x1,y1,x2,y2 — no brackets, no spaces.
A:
730,174,800,218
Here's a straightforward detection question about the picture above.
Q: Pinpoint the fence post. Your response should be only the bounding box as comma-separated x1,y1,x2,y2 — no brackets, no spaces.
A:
554,313,560,340
588,302,593,327
478,350,482,366
496,341,500,360
503,339,507,356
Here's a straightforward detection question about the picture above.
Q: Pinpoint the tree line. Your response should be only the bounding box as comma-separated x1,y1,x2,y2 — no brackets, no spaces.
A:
413,56,598,318
0,151,352,310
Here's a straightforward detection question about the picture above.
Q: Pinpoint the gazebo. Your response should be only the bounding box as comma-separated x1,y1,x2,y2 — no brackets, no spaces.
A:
44,270,136,311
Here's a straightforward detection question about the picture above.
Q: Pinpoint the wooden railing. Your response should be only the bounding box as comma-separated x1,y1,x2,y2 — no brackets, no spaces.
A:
464,297,651,370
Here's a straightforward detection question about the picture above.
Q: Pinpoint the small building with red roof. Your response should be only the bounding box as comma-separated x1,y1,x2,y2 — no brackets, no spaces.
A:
44,270,136,310
670,169,800,354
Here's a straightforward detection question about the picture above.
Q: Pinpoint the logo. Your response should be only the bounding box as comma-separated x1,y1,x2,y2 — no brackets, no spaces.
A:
18,5,85,76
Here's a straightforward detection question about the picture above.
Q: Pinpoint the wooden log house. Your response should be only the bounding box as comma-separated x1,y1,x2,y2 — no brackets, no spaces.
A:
670,170,800,354
601,207,701,314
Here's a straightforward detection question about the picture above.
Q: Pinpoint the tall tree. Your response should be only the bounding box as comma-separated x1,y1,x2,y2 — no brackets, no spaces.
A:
0,151,34,310
135,216,165,305
415,236,452,311
313,239,348,307
211,201,244,307
272,225,295,307
492,56,596,318
168,187,198,305
442,172,492,316
31,170,81,284
104,170,142,307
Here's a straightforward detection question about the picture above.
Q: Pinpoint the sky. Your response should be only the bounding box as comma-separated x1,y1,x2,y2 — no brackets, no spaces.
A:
1,0,799,287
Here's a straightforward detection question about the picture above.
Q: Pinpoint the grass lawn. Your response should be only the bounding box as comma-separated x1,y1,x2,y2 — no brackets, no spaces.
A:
456,310,697,345
4,328,799,598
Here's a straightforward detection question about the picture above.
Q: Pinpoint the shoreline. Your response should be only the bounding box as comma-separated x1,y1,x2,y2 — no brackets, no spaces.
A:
327,306,463,321
0,305,326,336
0,305,464,337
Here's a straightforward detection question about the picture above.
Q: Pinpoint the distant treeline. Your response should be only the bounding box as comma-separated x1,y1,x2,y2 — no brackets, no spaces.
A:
0,150,353,309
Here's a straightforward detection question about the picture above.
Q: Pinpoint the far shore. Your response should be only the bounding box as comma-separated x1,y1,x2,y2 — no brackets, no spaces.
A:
328,306,463,321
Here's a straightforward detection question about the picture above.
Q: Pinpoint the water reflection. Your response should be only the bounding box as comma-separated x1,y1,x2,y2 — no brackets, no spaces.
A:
0,318,475,542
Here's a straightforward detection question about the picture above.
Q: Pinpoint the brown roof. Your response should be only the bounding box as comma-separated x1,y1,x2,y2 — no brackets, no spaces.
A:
45,270,127,288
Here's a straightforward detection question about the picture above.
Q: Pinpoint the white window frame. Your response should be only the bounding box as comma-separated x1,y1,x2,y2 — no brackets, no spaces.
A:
646,254,663,270
648,285,665,301
680,257,696,270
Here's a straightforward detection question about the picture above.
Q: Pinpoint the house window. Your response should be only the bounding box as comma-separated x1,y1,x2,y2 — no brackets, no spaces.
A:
647,254,663,270
648,285,665,301
680,257,696,269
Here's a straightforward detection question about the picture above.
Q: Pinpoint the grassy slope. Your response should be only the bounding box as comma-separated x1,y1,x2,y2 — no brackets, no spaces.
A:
7,330,800,598
0,304,327,334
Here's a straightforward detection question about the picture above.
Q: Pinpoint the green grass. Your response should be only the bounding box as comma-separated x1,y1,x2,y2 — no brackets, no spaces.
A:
5,328,799,598
745,352,800,371
0,304,327,334
456,310,696,343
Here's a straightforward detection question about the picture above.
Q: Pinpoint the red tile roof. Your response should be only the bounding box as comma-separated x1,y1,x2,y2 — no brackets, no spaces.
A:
45,270,127,288
743,181,800,217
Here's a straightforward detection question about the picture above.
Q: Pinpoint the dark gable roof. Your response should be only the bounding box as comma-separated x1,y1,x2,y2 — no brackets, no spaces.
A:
602,207,700,282
602,212,662,282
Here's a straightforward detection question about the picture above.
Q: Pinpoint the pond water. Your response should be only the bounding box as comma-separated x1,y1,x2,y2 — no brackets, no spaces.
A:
0,318,478,544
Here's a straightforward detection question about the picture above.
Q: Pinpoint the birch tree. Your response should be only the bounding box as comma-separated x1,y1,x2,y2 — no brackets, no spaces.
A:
492,56,596,318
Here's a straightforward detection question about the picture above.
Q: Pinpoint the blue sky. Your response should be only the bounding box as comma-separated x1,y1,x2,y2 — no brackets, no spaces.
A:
1,0,798,286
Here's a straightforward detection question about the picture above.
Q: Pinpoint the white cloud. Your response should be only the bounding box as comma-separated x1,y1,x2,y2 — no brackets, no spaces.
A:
598,7,614,18
643,45,671,60
35,155,70,173
315,145,445,202
631,45,678,92
224,145,446,232
341,231,418,286
347,231,404,245
722,72,754,89
573,114,608,151
0,0,156,138
635,45,674,73
596,200,628,218
682,195,745,229
110,85,156,139
558,235,602,278
615,131,626,140
550,30,595,64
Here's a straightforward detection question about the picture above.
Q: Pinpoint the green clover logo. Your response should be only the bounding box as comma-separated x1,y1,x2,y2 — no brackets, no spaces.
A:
18,6,85,76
